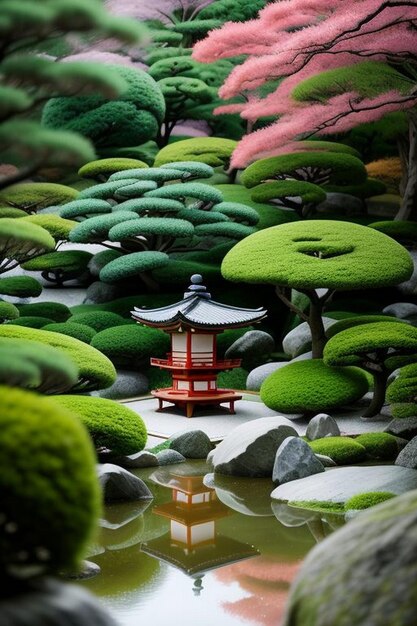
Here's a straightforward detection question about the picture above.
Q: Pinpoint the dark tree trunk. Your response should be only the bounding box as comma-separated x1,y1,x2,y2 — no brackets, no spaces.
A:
362,370,389,418
395,114,417,221
308,297,327,359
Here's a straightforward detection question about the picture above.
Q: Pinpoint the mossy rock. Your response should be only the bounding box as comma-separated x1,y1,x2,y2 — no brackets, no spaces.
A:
260,359,369,414
68,311,129,332
43,322,97,344
17,301,71,323
0,387,100,579
52,395,147,457
345,491,396,511
308,436,367,464
91,324,170,368
9,316,55,329
355,432,399,461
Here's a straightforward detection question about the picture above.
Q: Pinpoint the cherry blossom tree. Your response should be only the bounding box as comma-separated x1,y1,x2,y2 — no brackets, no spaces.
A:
194,0,417,219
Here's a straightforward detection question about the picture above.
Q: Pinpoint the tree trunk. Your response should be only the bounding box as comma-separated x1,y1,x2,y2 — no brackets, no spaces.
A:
395,114,417,221
308,297,327,359
362,370,389,418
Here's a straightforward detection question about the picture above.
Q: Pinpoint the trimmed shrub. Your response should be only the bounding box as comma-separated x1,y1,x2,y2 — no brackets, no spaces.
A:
10,316,55,329
308,436,367,464
260,359,369,414
0,276,42,298
68,311,129,333
91,324,170,368
100,251,169,283
0,325,116,391
0,387,100,578
52,395,147,456
326,315,408,339
0,301,19,323
78,158,149,180
60,198,113,220
22,250,93,285
354,433,399,461
145,181,223,204
69,211,138,243
17,301,71,322
43,322,97,344
251,180,326,212
345,491,395,510
369,220,417,247
0,218,55,266
0,183,77,213
21,215,76,242
154,137,237,167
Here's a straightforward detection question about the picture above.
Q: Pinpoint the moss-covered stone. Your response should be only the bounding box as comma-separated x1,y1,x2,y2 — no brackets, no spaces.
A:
354,433,399,461
345,491,396,510
308,436,367,464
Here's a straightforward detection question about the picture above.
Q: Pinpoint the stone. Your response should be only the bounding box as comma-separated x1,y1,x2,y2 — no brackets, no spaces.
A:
282,489,417,626
306,413,341,440
246,361,289,391
314,453,337,467
110,450,159,469
395,436,417,469
398,250,417,297
97,463,153,503
317,192,364,216
225,330,275,369
93,370,149,400
66,560,101,580
206,448,215,470
169,429,214,459
204,472,274,516
282,318,336,358
273,436,325,484
83,281,119,304
155,449,186,465
211,416,298,477
385,416,417,440
271,465,417,505
382,301,417,320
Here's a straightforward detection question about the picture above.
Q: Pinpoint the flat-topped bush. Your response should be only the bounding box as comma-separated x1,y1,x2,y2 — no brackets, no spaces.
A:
326,315,407,339
0,276,42,298
308,436,367,464
154,137,237,167
52,395,147,456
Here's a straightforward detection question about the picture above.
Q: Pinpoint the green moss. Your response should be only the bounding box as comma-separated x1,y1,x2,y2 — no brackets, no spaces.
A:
154,137,237,167
68,311,128,332
52,395,147,456
0,386,100,578
0,182,77,211
17,302,71,322
91,324,170,368
260,359,369,414
100,251,170,283
345,491,396,511
0,276,42,298
369,220,417,246
326,315,407,339
308,436,367,464
147,439,171,454
0,301,19,323
288,500,345,514
354,433,399,461
21,214,76,242
10,316,55,329
78,158,149,180
43,322,96,344
387,363,417,418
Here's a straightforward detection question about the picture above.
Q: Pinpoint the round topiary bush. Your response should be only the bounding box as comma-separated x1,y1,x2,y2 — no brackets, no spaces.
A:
0,301,19,323
43,322,97,344
308,436,367,464
68,311,129,332
260,359,369,414
354,432,399,461
17,301,71,322
0,386,100,579
0,276,43,298
9,316,55,329
52,395,147,456
345,491,396,510
91,324,170,368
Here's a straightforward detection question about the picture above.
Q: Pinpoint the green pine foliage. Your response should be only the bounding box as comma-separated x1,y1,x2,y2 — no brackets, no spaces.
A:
354,433,399,461
0,183,78,213
0,276,42,298
325,315,407,339
154,137,237,167
100,251,170,283
43,322,97,344
260,359,369,414
91,324,170,368
0,386,100,578
308,436,367,464
21,250,93,285
52,395,147,456
78,158,149,181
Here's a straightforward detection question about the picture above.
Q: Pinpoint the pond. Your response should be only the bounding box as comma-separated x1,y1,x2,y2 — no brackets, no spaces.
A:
82,460,343,626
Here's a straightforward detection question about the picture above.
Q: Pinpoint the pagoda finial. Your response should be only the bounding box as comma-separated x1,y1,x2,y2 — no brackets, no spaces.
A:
184,274,211,299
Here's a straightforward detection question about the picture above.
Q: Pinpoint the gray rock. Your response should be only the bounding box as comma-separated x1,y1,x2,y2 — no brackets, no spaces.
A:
382,301,417,320
66,560,101,580
306,413,341,440
385,416,417,440
93,370,149,400
317,192,364,216
395,436,417,469
97,463,153,502
169,429,214,459
283,318,336,358
246,361,289,391
156,449,186,465
282,490,417,626
315,453,337,467
291,351,313,362
398,250,417,297
211,416,298,477
225,330,275,369
273,436,325,484
83,281,119,304
110,450,159,469
206,448,215,470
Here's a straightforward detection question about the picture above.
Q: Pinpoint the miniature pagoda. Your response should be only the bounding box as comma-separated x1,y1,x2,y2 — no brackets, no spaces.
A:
131,274,267,417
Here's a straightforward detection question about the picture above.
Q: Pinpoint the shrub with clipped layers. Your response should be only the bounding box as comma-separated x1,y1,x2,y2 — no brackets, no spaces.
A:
308,436,367,464
154,137,237,167
0,218,55,271
78,158,148,181
369,221,417,247
250,180,327,217
22,250,93,285
21,214,76,243
325,315,408,339
91,324,170,368
354,433,399,461
52,395,147,456
0,387,100,578
260,359,369,415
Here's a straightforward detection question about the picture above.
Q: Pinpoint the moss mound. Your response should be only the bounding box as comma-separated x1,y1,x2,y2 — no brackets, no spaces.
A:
355,432,399,461
17,301,71,322
345,491,396,510
68,311,129,332
91,324,169,368
0,387,100,579
308,437,367,464
52,395,147,456
9,316,55,329
43,322,97,344
260,359,369,414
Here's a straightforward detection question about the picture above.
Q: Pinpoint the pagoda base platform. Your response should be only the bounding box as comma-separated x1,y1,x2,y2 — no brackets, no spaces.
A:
151,388,242,418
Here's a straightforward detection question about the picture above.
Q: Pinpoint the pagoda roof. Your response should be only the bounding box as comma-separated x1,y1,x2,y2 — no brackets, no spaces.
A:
131,275,267,330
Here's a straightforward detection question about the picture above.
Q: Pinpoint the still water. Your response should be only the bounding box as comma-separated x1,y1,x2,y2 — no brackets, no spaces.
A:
83,461,341,626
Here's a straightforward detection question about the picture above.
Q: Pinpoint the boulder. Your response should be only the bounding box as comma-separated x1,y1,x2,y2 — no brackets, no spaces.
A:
398,250,417,297
110,450,159,469
155,449,186,465
385,416,417,440
395,436,417,469
246,361,289,392
315,453,337,467
273,436,325,484
282,490,417,626
210,416,298,477
169,429,214,459
206,448,215,470
97,463,153,503
283,318,336,358
317,192,364,216
83,281,119,304
305,413,341,440
93,370,149,400
382,301,417,320
225,330,275,369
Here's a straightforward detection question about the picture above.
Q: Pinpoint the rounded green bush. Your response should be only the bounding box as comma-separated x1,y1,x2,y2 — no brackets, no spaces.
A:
68,311,128,333
0,276,42,298
251,180,326,206
78,158,149,180
91,324,170,368
326,315,407,339
99,251,169,283
354,433,399,461
0,301,19,323
260,359,369,414
386,363,417,418
17,302,71,323
308,436,367,464
345,491,395,510
0,386,100,579
154,137,237,167
43,322,97,344
52,395,147,456
9,316,55,329
369,220,417,246
21,214,76,242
